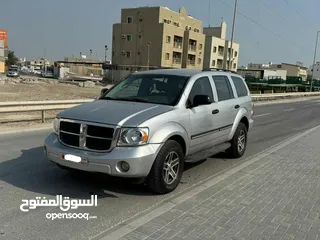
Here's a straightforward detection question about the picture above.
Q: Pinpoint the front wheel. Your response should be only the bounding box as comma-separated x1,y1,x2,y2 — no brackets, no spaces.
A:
226,122,247,158
147,140,184,194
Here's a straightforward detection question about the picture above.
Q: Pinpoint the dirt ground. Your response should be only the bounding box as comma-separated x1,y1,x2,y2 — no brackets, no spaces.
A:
0,82,103,102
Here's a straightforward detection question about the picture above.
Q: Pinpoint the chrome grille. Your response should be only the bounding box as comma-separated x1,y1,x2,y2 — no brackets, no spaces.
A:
59,120,115,152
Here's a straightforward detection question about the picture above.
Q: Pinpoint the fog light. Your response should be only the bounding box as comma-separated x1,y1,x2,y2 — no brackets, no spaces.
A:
120,161,130,172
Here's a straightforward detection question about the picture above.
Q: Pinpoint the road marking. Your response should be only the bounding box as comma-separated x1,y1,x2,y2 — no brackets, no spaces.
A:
97,125,320,240
302,104,311,108
284,108,294,112
253,113,271,118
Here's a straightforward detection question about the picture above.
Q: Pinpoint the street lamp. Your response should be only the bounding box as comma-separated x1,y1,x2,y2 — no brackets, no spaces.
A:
147,42,151,68
229,0,238,70
105,45,108,62
90,49,92,58
310,31,320,92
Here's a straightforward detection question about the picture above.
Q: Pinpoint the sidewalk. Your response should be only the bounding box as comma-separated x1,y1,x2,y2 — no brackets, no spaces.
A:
103,125,320,240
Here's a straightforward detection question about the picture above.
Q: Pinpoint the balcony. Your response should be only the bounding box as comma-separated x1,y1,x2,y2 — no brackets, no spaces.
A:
173,58,182,64
188,45,196,52
174,42,183,49
188,60,195,66
218,51,224,57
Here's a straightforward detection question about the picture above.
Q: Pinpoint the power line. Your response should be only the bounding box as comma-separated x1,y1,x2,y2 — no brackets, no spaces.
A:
217,0,311,53
283,0,317,31
256,0,306,37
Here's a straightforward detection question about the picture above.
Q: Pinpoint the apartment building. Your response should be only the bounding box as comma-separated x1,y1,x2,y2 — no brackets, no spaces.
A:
0,30,8,73
270,63,307,81
203,22,239,71
112,6,205,69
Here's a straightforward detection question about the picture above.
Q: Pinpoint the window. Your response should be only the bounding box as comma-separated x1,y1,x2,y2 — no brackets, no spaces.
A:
126,35,132,41
212,60,216,67
231,76,248,97
277,65,282,68
139,35,142,39
126,51,131,58
233,63,236,69
212,76,234,101
165,53,170,60
197,58,201,64
166,36,171,43
113,35,115,41
127,17,133,23
235,51,238,57
112,50,115,57
213,47,217,53
199,44,203,50
101,74,189,106
188,77,214,105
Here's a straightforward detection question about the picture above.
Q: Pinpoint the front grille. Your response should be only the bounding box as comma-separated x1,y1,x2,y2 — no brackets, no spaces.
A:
59,120,115,151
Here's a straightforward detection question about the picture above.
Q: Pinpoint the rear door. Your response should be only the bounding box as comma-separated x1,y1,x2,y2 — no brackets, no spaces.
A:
211,75,239,143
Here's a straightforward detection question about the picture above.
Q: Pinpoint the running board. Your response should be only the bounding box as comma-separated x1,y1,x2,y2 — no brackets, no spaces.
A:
185,142,231,163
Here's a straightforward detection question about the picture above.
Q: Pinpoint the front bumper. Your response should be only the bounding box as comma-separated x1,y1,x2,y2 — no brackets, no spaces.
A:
249,119,254,130
44,133,162,177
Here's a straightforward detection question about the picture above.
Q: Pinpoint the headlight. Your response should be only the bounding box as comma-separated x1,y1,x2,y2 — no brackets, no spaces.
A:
117,127,149,146
53,118,60,134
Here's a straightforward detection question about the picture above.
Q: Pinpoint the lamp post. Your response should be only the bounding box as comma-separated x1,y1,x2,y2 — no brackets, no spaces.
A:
310,31,320,92
147,42,151,69
229,0,238,70
105,45,108,62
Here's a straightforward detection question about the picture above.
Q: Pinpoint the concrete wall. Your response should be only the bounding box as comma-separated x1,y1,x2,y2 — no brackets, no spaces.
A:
107,69,131,83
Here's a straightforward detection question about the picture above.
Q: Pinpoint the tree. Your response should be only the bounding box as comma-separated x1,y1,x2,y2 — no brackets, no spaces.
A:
5,50,19,67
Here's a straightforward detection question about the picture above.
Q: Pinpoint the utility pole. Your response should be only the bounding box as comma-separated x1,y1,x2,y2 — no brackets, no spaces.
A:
310,31,320,92
208,0,211,27
229,0,238,70
105,45,108,62
147,42,151,69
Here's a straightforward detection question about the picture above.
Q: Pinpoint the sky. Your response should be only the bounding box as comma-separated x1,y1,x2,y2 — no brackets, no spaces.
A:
1,0,320,67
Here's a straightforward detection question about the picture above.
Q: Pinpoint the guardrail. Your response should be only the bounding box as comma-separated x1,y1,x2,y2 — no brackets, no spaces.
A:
1,92,320,124
0,99,93,123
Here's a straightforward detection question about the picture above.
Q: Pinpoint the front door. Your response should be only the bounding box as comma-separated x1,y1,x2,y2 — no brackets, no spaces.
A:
188,76,220,155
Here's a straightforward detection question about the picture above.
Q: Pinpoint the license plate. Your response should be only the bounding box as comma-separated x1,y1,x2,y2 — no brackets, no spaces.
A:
63,154,88,165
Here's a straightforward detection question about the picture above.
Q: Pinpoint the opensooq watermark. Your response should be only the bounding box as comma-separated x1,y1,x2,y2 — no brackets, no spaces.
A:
20,195,98,220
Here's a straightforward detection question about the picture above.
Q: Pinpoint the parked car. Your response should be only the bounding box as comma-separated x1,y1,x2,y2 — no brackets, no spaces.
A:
44,68,254,194
6,70,19,77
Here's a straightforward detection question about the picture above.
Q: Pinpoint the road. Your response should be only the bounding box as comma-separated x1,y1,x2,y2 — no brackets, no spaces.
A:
1,98,320,240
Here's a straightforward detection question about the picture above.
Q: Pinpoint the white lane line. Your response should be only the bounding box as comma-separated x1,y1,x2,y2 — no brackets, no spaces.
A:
253,113,271,118
302,104,311,108
284,108,295,112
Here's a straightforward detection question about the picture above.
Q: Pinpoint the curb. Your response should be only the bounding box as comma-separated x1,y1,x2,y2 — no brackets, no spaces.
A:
96,124,320,240
0,124,52,136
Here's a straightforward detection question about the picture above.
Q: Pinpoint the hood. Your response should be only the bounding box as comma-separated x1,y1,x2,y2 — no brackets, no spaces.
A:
58,99,173,126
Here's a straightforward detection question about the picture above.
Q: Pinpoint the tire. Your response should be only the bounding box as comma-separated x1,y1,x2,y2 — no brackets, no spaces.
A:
226,122,247,158
147,140,184,194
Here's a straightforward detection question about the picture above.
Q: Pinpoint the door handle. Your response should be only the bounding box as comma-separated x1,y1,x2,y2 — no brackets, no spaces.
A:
212,109,219,114
235,105,240,109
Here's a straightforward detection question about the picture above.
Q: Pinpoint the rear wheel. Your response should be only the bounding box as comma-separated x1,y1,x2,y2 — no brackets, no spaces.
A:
147,140,184,194
226,122,247,158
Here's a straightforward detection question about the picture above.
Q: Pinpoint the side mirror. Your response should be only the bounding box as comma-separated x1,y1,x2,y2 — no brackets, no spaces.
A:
100,88,109,96
192,94,212,107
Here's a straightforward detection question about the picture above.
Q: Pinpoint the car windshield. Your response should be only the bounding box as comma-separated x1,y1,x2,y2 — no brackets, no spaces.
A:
100,74,189,106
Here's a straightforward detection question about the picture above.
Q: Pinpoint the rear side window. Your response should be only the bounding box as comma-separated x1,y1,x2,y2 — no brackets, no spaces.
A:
231,76,248,97
212,76,234,101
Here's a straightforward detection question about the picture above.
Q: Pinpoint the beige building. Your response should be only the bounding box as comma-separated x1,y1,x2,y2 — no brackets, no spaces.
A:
112,6,205,69
270,63,307,81
203,22,239,71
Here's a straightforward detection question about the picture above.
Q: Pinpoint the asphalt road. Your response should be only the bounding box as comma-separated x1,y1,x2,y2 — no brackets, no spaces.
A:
1,98,320,240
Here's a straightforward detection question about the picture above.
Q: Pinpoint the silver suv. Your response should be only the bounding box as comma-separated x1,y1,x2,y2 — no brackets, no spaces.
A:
44,69,254,194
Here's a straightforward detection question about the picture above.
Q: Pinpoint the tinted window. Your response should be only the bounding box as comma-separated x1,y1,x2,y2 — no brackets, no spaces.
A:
188,77,214,105
231,76,248,97
212,76,234,101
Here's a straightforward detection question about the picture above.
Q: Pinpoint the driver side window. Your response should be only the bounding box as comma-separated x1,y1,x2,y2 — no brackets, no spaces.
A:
188,77,214,106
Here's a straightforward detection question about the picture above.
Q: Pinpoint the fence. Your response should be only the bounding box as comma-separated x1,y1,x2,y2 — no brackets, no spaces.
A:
0,99,93,123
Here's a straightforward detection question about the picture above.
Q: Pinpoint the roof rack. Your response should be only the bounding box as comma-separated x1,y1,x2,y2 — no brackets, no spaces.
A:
202,68,237,74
